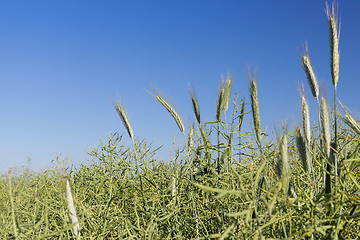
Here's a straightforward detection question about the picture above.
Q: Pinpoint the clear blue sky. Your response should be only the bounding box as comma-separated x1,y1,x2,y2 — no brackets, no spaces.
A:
1,1,359,171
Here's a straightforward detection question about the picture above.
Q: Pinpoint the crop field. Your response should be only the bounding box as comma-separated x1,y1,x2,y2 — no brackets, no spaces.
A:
1,2,359,239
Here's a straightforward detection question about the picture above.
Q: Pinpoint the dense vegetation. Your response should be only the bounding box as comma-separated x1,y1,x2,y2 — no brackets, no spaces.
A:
1,2,359,239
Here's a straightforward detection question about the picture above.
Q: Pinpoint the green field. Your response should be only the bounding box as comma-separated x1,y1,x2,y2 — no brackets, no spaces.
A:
1,3,359,239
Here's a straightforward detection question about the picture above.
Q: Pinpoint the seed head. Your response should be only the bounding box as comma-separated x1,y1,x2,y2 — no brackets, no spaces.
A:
277,132,290,194
301,43,319,99
249,71,261,143
189,84,201,124
326,2,340,88
113,97,134,141
146,89,185,136
156,95,185,135
187,124,194,152
296,127,310,173
343,113,360,136
300,88,311,144
216,77,225,122
66,179,80,240
223,73,234,112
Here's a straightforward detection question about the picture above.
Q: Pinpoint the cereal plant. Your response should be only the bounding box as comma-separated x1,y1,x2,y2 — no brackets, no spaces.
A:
1,2,359,239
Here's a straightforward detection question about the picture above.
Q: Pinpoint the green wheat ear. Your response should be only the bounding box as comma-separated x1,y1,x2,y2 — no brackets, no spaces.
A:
113,97,134,142
295,127,316,191
66,179,80,240
326,1,340,89
216,78,225,122
146,89,185,136
187,124,194,153
248,70,261,144
277,132,290,195
223,72,234,112
188,84,201,124
215,73,233,122
238,98,246,130
340,102,360,135
300,42,319,100
343,114,360,136
299,86,311,144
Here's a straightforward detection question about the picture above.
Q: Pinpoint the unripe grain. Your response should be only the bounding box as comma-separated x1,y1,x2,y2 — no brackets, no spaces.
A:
249,73,261,143
301,45,319,99
326,2,340,88
66,179,80,240
300,90,311,144
113,97,134,142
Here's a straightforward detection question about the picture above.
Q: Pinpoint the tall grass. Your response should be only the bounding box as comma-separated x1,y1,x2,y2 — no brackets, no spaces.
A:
1,2,360,239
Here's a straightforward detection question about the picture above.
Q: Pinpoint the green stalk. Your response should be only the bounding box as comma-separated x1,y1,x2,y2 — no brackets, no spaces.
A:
238,99,245,163
9,170,18,239
317,99,326,190
333,86,338,194
217,121,221,174
134,144,146,211
327,2,340,197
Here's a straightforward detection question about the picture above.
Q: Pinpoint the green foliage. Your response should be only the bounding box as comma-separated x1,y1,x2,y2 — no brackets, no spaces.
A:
1,100,360,239
1,2,360,239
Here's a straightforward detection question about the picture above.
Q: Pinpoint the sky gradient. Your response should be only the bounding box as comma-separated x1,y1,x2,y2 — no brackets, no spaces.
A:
1,1,360,171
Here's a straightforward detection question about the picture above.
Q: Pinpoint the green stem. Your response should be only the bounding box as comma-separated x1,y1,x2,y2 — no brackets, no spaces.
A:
9,170,18,239
334,86,338,194
134,141,146,211
317,98,326,190
238,98,245,164
217,121,220,174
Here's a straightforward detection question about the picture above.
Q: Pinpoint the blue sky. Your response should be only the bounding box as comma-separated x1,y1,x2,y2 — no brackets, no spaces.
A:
1,1,359,171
